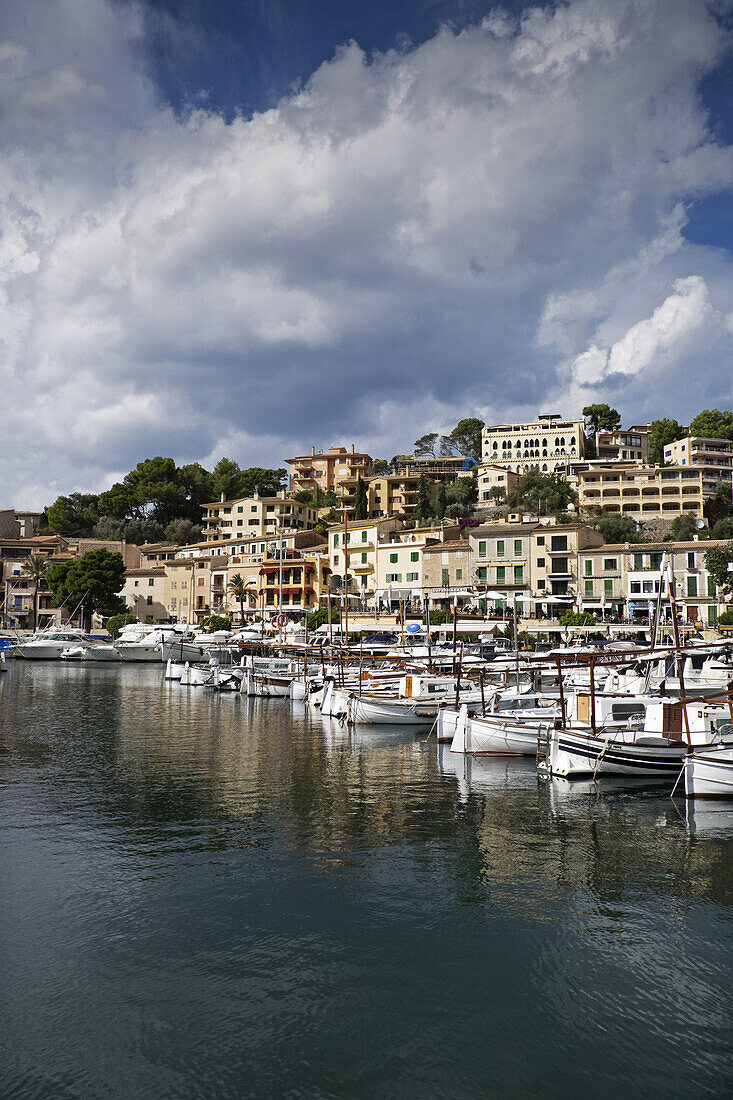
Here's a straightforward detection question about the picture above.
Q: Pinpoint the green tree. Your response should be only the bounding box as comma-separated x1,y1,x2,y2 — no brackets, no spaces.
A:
704,543,733,597
592,513,644,544
415,474,433,522
441,417,485,462
583,404,621,437
227,573,253,624
370,458,390,474
669,513,699,541
710,517,733,540
559,610,596,626
180,462,215,515
20,553,48,631
506,470,576,515
688,408,733,441
106,613,137,638
353,475,368,521
703,480,733,527
433,483,447,520
164,518,203,545
46,493,99,536
93,516,126,540
648,418,683,463
201,614,232,632
46,549,126,630
414,433,439,457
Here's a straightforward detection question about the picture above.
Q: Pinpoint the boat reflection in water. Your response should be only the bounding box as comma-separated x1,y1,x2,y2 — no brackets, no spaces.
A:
686,799,733,839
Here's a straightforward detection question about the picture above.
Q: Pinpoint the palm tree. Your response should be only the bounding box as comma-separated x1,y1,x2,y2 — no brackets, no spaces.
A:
228,573,250,625
21,552,48,631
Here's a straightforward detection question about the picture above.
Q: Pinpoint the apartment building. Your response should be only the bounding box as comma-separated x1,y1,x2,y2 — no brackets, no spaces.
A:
481,414,585,474
123,567,169,623
374,532,440,609
0,510,43,539
578,464,706,519
257,549,331,614
595,426,649,463
0,534,71,628
328,518,403,605
338,472,440,519
202,491,317,542
577,544,627,617
469,522,537,610
476,463,521,503
529,524,604,606
422,540,473,607
286,445,372,492
576,540,729,626
625,542,725,627
663,436,733,496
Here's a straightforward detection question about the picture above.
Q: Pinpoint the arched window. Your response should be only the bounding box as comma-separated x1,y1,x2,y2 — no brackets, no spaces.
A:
554,438,559,448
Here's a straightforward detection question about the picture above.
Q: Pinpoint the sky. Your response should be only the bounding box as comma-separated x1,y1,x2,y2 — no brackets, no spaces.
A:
2,0,733,508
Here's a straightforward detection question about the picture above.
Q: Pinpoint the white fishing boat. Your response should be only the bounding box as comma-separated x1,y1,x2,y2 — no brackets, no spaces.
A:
683,743,733,799
537,699,730,780
451,695,559,755
348,674,483,726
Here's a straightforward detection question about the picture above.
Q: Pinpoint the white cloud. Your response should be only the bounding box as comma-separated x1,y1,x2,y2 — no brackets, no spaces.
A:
1,0,733,507
568,275,712,385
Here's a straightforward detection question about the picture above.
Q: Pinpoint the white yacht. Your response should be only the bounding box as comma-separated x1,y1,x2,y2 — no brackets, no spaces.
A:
15,628,94,660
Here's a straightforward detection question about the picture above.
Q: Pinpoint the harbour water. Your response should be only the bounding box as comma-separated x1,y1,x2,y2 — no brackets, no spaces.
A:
1,664,733,1098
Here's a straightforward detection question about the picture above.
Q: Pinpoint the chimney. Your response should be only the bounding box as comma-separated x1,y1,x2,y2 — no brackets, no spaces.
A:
311,446,315,456
220,492,226,502
351,443,355,453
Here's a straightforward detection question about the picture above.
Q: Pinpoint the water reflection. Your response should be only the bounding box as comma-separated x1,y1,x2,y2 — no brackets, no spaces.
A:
1,664,733,1099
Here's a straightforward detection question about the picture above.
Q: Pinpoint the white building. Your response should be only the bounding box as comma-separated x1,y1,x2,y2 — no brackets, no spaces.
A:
481,413,585,474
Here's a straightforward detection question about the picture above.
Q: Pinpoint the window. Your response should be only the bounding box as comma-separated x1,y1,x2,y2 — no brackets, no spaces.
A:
361,552,367,564
603,558,617,571
514,565,523,583
687,552,696,569
407,572,419,582
687,576,698,598
389,553,398,564
537,557,545,569
649,552,663,569
387,573,402,583
496,566,505,582
642,580,653,594
334,555,339,565
477,566,487,580
585,580,594,597
146,595,153,605
550,535,567,552
496,540,505,557
536,536,545,546
441,569,449,585
631,581,641,594
134,580,139,587
410,552,419,562
550,557,568,575
604,579,613,597
584,560,592,577
708,576,717,597
478,540,487,557
237,506,243,513
362,531,367,542
333,534,339,546
148,578,154,586
514,539,522,556
633,553,644,570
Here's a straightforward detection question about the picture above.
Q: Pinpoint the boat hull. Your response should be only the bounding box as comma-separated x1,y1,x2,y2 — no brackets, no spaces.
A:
540,727,686,779
684,746,733,799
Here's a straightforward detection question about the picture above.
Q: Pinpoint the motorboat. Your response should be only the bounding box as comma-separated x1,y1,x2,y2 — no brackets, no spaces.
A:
15,628,94,660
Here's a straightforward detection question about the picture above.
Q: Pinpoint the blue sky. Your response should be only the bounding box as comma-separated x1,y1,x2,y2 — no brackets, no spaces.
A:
1,0,733,506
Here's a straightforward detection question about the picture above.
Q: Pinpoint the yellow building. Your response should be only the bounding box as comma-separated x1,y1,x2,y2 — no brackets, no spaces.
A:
123,567,170,623
476,462,521,503
663,436,733,497
202,491,317,541
338,472,440,518
578,464,706,519
595,425,650,463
